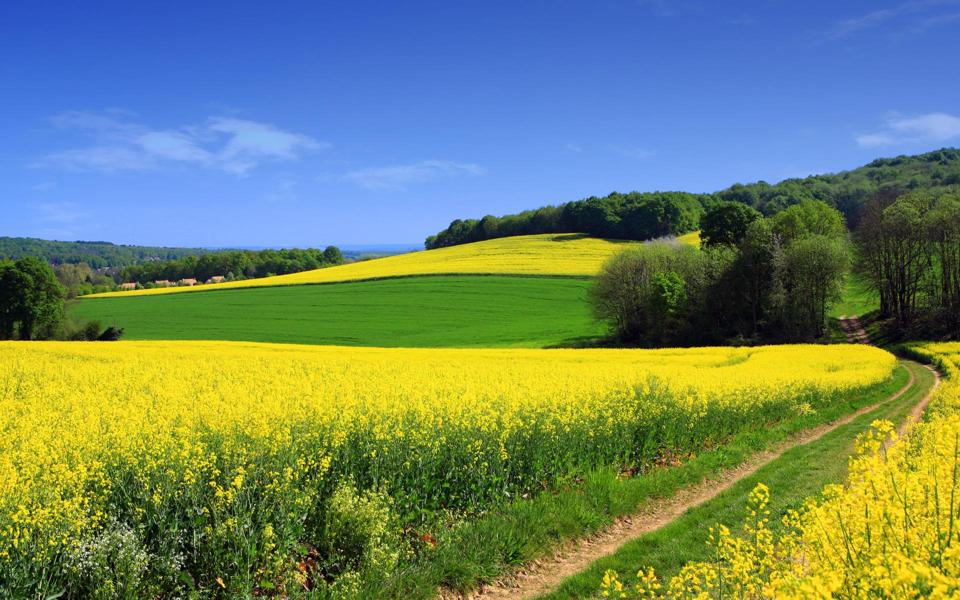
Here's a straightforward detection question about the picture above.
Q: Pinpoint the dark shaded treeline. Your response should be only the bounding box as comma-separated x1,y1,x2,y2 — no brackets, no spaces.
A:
857,188,960,336
427,147,960,249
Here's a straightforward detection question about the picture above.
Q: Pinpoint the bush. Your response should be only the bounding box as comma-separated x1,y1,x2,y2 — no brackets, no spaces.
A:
63,522,150,600
312,483,405,598
590,241,706,345
96,326,124,342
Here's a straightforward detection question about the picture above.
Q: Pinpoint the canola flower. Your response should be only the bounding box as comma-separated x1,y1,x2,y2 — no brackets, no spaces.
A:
607,342,960,599
675,230,701,248
84,233,699,298
0,341,892,596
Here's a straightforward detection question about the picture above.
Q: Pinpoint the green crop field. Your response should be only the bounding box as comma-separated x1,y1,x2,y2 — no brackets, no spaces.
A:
71,275,604,348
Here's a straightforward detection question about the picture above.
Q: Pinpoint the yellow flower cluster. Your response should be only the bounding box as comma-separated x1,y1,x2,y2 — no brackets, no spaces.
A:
613,342,960,599
85,233,675,298
0,340,892,595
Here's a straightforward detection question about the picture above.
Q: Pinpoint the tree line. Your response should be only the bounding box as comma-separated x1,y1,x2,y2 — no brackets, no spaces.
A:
591,200,849,345
856,188,960,335
0,237,214,270
426,192,704,249
0,238,350,297
427,147,960,249
119,247,344,286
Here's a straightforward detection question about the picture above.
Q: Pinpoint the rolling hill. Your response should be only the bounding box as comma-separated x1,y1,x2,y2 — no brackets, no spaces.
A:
85,233,647,298
425,147,960,249
74,233,698,347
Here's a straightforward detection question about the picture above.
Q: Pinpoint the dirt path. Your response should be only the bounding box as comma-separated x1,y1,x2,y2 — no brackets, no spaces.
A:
896,364,940,439
839,314,871,344
443,362,934,600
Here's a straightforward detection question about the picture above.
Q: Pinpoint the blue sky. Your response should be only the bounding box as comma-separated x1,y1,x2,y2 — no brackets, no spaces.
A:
2,1,959,247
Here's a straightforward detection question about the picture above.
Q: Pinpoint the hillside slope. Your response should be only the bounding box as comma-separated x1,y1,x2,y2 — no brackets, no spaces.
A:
426,147,960,248
85,233,648,298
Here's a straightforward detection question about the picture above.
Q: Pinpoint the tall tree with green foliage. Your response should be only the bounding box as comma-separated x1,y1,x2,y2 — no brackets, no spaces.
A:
770,199,847,244
857,191,933,328
771,235,849,340
926,194,960,328
857,189,960,333
699,202,762,247
0,257,65,340
323,245,345,265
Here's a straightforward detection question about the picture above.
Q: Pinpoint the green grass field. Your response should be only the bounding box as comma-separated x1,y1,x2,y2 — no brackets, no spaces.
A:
72,275,604,347
828,271,880,318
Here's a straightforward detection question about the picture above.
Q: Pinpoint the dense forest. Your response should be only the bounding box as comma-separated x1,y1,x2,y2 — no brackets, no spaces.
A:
0,237,214,270
427,148,960,249
426,192,704,249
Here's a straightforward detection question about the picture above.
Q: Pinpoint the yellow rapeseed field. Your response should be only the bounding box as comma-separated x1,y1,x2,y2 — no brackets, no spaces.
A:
0,341,892,596
605,342,960,599
675,230,701,247
85,233,699,298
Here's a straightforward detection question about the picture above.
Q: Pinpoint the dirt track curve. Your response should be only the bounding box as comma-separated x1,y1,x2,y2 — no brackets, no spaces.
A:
839,315,871,344
442,360,939,600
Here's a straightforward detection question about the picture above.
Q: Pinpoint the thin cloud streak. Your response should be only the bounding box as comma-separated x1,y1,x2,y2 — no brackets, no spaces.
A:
824,0,960,39
343,160,485,191
856,112,960,147
37,111,326,176
36,201,88,224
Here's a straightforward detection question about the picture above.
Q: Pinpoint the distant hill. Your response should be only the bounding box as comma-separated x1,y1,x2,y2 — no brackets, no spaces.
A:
715,147,960,222
0,237,214,270
427,147,960,249
0,237,392,271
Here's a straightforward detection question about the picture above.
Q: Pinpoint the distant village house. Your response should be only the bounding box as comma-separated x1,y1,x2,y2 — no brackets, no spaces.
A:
119,282,138,291
153,280,173,287
178,278,198,286
206,275,226,284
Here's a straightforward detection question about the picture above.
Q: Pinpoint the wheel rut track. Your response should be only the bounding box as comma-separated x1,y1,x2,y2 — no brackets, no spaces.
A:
440,360,938,600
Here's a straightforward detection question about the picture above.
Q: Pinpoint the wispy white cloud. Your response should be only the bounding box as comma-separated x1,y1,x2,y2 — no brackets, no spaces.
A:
43,145,155,172
563,142,583,153
856,112,960,147
32,181,57,192
210,118,326,175
909,10,960,33
264,177,300,203
343,160,485,191
137,130,213,163
634,0,704,17
612,146,655,160
37,111,326,176
36,201,88,224
825,0,960,39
